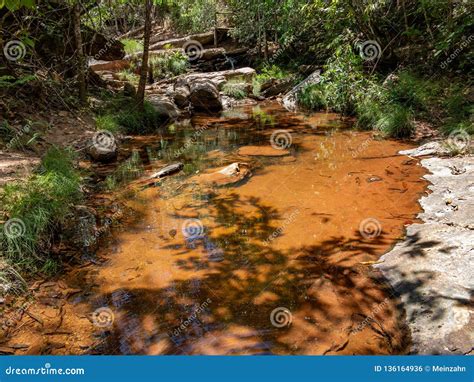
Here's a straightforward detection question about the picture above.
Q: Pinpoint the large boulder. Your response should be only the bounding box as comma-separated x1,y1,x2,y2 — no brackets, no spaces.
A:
148,96,180,119
172,86,191,108
87,131,118,163
282,70,321,111
189,80,222,112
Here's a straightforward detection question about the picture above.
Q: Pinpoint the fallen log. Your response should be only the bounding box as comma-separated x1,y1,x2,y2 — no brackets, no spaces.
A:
149,31,214,51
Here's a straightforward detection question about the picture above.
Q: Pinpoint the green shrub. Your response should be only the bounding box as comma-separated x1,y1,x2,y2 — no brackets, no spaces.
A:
95,114,120,133
222,81,248,99
253,64,292,96
0,147,81,272
388,72,437,111
375,104,414,138
117,69,139,84
150,51,189,79
96,94,164,135
355,96,384,130
116,100,163,134
298,83,328,111
121,39,143,55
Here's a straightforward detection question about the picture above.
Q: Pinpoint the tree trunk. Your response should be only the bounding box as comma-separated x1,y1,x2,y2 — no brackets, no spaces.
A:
136,0,153,110
73,2,87,105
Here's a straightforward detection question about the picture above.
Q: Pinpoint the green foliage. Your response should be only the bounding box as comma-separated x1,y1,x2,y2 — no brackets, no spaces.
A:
252,65,292,96
375,104,415,138
169,0,217,33
1,0,35,11
298,84,328,111
116,101,164,134
388,72,438,111
0,147,81,273
149,51,189,79
121,39,143,55
117,69,139,84
0,75,36,89
222,80,248,99
298,44,367,115
95,115,120,133
95,94,165,135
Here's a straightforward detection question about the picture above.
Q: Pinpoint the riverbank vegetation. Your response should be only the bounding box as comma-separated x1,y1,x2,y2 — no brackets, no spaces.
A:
0,148,81,279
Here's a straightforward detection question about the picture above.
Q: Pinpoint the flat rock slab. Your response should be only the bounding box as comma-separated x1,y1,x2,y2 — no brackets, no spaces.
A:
375,155,474,354
193,163,251,187
238,146,290,157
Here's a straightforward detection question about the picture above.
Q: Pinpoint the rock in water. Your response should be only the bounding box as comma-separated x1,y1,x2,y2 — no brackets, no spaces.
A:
87,132,118,163
149,163,184,179
193,162,251,186
189,80,222,112
148,96,180,119
282,70,321,111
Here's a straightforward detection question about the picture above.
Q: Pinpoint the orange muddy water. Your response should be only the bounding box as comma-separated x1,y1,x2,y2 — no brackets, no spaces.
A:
3,102,427,355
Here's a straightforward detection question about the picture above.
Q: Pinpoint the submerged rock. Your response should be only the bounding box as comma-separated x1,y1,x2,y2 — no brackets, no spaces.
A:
193,162,251,186
237,145,290,157
149,163,184,179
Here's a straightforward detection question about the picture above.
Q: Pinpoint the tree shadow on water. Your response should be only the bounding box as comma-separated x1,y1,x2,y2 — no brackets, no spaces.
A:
86,192,422,355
